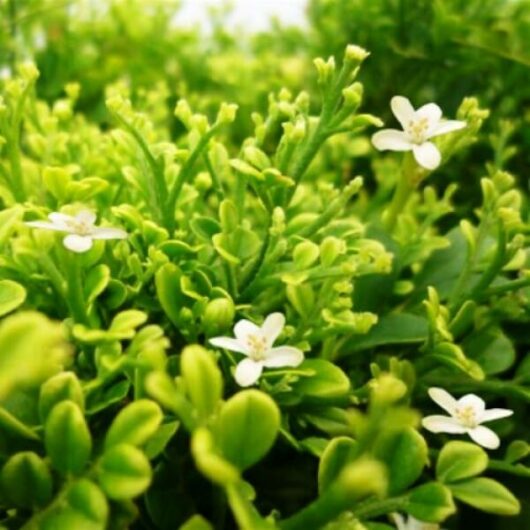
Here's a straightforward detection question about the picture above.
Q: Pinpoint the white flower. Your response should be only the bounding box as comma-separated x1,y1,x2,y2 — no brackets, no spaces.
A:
25,210,127,253
422,387,513,449
371,96,466,170
209,312,304,387
392,513,441,530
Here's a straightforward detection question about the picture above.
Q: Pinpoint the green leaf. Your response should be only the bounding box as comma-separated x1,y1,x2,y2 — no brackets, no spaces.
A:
109,310,148,336
86,380,131,415
449,477,520,515
407,482,456,523
84,265,110,305
429,342,484,380
189,216,221,241
293,240,320,269
45,401,92,475
0,312,67,399
144,420,179,459
191,427,240,486
504,440,530,464
374,428,428,494
286,283,315,319
97,444,152,500
0,407,39,440
155,263,185,326
0,280,26,317
181,345,223,421
318,436,357,493
39,371,85,422
349,313,428,351
105,399,163,449
291,359,350,401
0,452,53,508
0,205,23,247
463,326,516,375
216,390,280,470
66,479,109,525
436,441,488,484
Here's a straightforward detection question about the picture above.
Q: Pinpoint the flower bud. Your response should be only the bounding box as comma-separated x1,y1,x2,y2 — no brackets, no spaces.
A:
216,102,238,124
344,44,370,65
314,56,336,86
202,298,235,336
342,82,363,111
243,145,270,170
174,99,193,128
17,61,39,83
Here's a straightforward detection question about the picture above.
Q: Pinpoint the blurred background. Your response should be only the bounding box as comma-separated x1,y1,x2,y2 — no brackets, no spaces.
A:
1,0,529,215
1,1,530,527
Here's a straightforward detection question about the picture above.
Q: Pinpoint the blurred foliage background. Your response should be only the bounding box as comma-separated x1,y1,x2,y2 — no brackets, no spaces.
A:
1,1,530,528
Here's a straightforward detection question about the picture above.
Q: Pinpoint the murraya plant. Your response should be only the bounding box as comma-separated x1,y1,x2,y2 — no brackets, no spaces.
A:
0,39,529,530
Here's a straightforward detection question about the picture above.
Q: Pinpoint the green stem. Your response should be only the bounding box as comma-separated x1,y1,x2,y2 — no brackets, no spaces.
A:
166,126,220,231
383,153,418,232
354,495,408,519
66,254,89,325
469,221,506,299
448,212,491,310
112,112,169,227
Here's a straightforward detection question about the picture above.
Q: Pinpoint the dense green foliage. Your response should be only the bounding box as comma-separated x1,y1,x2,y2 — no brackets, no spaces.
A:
0,1,529,529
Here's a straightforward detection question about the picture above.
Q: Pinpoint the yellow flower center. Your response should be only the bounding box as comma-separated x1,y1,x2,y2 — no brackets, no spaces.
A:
246,334,268,361
407,117,429,144
66,219,92,236
455,405,477,428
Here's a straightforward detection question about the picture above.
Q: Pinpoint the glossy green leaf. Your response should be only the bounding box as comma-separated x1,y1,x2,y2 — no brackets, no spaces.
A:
181,345,223,421
449,477,520,515
407,482,456,523
45,401,92,475
374,428,428,494
291,359,350,401
105,399,163,449
97,444,152,500
216,390,280,470
0,280,26,317
318,436,357,493
0,452,53,508
436,441,488,484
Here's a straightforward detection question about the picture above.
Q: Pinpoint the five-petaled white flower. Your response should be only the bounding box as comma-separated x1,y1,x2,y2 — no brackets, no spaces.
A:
209,312,304,387
422,387,513,449
392,513,441,530
26,210,127,253
371,96,466,170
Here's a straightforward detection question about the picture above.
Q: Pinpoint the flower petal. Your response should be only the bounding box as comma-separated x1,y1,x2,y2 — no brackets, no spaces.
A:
209,336,249,355
371,129,412,151
422,415,466,434
428,119,466,138
234,358,263,387
234,319,261,343
390,95,415,129
91,227,128,240
428,387,457,415
25,220,65,232
48,212,74,230
479,408,513,423
63,234,93,253
468,425,500,450
261,312,285,347
263,346,304,368
457,394,485,415
416,102,442,128
412,142,441,170
75,210,97,225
